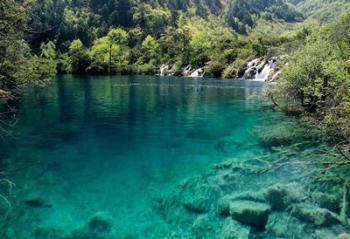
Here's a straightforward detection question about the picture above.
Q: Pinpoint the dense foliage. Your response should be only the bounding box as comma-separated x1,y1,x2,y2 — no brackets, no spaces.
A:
291,0,350,22
12,0,303,77
271,15,350,139
0,0,56,98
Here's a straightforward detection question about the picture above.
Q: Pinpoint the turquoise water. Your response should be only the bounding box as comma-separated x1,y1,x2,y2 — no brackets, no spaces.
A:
1,75,281,238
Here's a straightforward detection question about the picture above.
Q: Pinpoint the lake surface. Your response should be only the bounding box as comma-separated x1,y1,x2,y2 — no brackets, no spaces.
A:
1,75,287,238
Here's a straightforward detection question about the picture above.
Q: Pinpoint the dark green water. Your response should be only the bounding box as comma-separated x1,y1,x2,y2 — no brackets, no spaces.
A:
1,75,280,238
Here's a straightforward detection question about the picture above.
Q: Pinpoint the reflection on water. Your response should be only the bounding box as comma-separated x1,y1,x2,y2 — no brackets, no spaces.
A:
0,75,270,238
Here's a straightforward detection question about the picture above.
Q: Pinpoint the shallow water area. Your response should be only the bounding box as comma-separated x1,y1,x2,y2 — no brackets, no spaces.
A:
0,75,340,238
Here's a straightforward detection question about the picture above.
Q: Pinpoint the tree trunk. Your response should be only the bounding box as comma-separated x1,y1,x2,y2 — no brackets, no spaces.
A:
108,44,112,74
300,90,305,106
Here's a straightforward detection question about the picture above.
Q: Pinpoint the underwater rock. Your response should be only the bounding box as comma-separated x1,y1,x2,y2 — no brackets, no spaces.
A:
219,218,250,239
182,197,213,214
229,200,271,229
26,198,52,208
255,120,322,148
313,229,338,239
191,215,215,237
218,191,266,217
338,233,350,239
33,228,65,239
229,191,266,203
312,192,341,213
265,212,312,239
217,198,231,217
213,161,233,170
70,212,115,239
88,213,113,233
264,183,305,211
0,197,10,217
292,203,341,227
179,177,222,214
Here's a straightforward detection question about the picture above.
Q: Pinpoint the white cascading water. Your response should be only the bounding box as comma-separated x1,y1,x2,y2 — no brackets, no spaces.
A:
159,64,168,76
247,59,259,68
254,60,275,82
242,58,277,82
183,65,192,76
243,59,259,79
190,68,204,77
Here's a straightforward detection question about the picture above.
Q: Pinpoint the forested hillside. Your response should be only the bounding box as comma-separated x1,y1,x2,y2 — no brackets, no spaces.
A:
28,0,302,48
290,0,350,21
0,0,304,84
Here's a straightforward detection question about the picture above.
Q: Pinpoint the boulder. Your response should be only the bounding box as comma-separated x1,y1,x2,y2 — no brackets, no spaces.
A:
218,191,266,217
313,229,338,239
191,215,214,237
338,233,350,239
87,212,113,233
264,183,305,211
32,228,65,239
265,212,312,239
179,177,222,214
312,192,341,213
0,195,10,217
292,203,341,227
70,212,116,239
219,218,250,239
229,200,271,229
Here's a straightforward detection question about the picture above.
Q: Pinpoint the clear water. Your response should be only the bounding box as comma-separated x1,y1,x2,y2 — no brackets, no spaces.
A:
1,75,279,238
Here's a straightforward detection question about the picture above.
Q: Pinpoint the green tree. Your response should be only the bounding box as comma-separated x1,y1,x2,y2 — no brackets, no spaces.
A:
40,41,56,59
89,28,128,74
0,0,56,97
140,35,160,64
69,39,90,73
107,28,128,73
271,16,350,138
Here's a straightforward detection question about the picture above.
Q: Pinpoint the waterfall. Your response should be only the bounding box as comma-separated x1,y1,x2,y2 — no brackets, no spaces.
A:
189,68,204,77
182,65,192,76
243,58,276,82
243,59,260,79
159,64,169,77
247,59,259,68
254,60,275,82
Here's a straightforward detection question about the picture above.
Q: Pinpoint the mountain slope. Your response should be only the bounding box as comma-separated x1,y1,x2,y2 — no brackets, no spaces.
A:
25,0,303,49
290,0,350,21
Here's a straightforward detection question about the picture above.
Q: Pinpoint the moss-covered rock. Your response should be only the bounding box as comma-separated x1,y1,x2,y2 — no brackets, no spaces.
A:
191,214,217,238
338,233,350,239
32,228,65,239
254,120,323,148
219,218,250,239
312,192,341,213
264,183,305,211
292,203,341,227
70,212,116,239
229,200,271,229
178,177,222,214
265,212,312,239
218,191,266,217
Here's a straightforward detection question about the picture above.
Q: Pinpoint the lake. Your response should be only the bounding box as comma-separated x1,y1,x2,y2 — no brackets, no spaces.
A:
0,75,327,238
